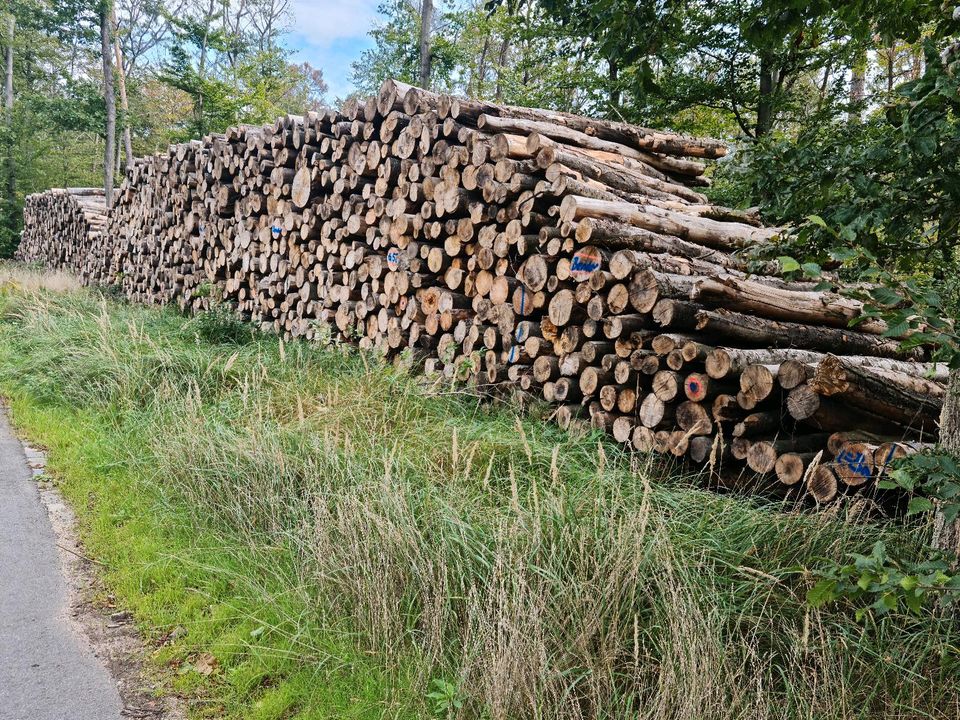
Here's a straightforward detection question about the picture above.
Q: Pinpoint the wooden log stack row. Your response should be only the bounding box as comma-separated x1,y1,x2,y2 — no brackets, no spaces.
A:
17,79,945,505
16,188,108,272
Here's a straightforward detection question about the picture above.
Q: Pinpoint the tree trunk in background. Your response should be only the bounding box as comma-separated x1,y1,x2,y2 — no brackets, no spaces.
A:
100,0,115,208
495,34,510,102
848,49,866,124
114,125,122,176
934,370,960,560
911,50,923,81
4,16,12,124
5,14,14,208
418,0,433,89
195,0,215,134
886,46,895,94
110,5,133,172
471,34,490,98
755,53,776,137
609,58,620,112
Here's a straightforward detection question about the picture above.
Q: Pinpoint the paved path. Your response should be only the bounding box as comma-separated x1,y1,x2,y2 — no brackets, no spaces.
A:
0,408,122,720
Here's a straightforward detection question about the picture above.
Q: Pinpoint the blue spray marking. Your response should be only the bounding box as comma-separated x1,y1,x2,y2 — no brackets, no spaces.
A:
884,445,897,465
570,256,600,275
835,449,872,478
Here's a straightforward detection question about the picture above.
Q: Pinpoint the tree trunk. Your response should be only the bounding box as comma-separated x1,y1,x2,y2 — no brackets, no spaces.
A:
110,4,133,172
195,0,215,133
756,52,776,137
100,0,115,208
608,58,620,111
471,33,490,97
4,15,12,123
495,34,510,102
418,0,433,89
4,14,14,209
848,48,867,124
934,370,960,559
886,46,895,94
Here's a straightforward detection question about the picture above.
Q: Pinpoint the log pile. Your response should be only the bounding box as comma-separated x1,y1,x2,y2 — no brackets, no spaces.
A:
16,79,945,505
17,188,108,273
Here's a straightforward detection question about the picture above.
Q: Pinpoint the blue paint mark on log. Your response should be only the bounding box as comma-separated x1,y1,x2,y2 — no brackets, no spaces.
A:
570,256,600,274
836,449,872,478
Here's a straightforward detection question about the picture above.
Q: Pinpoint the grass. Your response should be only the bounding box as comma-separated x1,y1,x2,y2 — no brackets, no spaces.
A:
0,261,958,719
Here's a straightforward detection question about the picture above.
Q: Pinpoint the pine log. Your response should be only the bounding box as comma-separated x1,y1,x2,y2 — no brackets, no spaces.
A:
695,308,915,358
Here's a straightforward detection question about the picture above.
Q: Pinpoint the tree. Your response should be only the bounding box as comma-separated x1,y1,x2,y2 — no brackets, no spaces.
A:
771,11,960,598
350,0,603,112
350,0,429,96
937,373,960,560
110,4,132,170
100,0,115,206
729,33,960,294
418,0,433,87
929,29,960,567
5,13,14,221
247,0,291,52
540,0,934,137
159,0,240,136
117,0,176,75
0,0,327,257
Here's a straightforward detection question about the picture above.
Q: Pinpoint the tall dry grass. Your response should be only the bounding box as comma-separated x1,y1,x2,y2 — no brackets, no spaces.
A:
0,261,80,293
1,264,957,719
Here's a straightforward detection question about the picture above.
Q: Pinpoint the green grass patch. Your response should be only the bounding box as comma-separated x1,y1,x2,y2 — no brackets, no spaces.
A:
4,395,413,719
0,263,958,719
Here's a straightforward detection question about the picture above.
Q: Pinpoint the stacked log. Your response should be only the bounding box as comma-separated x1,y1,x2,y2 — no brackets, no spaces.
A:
17,189,108,272
16,79,945,505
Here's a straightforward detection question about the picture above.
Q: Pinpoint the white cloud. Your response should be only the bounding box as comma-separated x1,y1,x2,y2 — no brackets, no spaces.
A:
289,0,381,46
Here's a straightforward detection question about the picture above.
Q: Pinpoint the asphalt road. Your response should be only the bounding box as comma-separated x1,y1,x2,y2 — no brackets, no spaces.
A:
0,408,122,720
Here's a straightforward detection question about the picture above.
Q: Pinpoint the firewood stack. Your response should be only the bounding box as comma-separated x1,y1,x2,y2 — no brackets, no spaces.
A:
17,79,946,504
16,188,108,273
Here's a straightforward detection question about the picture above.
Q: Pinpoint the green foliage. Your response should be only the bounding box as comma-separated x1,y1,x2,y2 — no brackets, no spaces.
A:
349,0,423,96
159,17,243,137
426,678,465,718
724,40,960,286
350,0,604,113
157,5,328,138
541,0,933,136
880,451,960,524
763,233,960,364
0,0,108,256
808,541,960,619
187,302,256,346
809,450,960,619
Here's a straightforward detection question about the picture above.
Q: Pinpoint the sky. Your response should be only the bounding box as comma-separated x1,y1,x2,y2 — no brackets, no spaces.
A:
285,0,382,102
